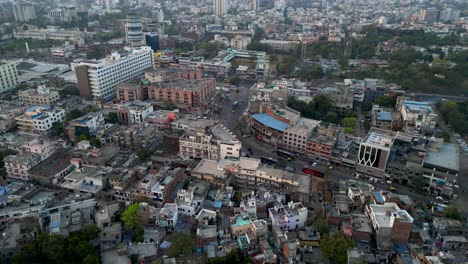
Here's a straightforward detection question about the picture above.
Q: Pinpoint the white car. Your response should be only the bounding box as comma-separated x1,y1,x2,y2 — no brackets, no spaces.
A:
436,196,444,201
312,162,317,167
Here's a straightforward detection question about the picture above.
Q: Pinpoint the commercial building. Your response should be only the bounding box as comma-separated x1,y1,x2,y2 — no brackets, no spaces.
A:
117,124,159,151
231,35,251,51
116,82,148,102
259,40,299,51
148,78,215,113
145,33,160,51
75,47,153,100
18,86,60,106
125,15,143,46
14,29,85,43
356,128,396,179
47,8,74,24
305,123,340,162
421,139,459,197
0,61,19,93
12,1,36,22
281,119,321,154
15,106,66,135
365,202,413,249
179,124,241,160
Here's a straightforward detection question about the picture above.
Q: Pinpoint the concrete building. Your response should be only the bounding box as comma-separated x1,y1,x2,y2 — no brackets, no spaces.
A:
422,139,459,197
365,202,413,249
306,123,340,162
117,124,159,151
231,35,251,51
60,164,108,194
117,101,154,125
259,40,299,51
148,79,215,113
4,152,41,181
213,0,227,16
179,124,240,160
66,112,105,142
281,119,321,154
125,15,143,46
269,201,307,230
0,61,19,93
439,8,461,22
15,106,66,135
75,47,153,100
116,82,147,102
12,1,36,22
356,128,396,179
419,8,440,23
18,86,60,106
47,8,73,24
396,98,437,136
21,138,56,161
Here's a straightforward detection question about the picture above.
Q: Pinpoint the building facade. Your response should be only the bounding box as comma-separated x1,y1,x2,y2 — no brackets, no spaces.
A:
75,47,153,100
0,61,19,93
15,106,65,135
18,86,60,106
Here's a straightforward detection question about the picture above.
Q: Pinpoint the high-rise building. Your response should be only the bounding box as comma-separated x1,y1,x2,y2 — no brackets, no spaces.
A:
75,47,153,100
145,33,160,51
125,15,143,46
12,0,36,22
419,8,439,23
213,0,227,16
439,8,461,22
0,61,19,93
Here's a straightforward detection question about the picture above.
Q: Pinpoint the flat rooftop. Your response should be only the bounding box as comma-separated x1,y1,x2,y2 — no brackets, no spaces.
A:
251,113,289,132
424,143,459,172
363,128,396,148
402,100,433,113
192,159,225,178
211,125,237,143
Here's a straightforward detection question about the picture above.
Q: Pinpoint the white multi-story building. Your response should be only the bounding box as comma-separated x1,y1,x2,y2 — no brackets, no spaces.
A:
0,61,19,93
179,124,241,160
13,1,36,22
213,0,227,16
231,35,251,51
22,138,56,161
396,97,437,136
15,106,66,135
269,201,307,231
75,47,153,100
118,101,154,124
18,85,60,106
125,15,143,46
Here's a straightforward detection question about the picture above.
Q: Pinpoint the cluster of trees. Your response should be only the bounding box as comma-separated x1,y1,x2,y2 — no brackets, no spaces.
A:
437,100,468,134
137,148,153,161
0,39,63,56
287,95,355,125
165,231,195,258
195,41,225,59
297,64,324,81
444,205,462,220
13,225,100,264
121,203,144,242
206,249,251,264
341,117,357,134
320,232,355,264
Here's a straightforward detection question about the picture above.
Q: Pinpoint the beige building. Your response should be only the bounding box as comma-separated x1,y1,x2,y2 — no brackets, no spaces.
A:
4,152,42,181
18,86,60,106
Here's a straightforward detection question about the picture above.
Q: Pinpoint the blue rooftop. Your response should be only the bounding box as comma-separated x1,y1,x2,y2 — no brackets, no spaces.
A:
373,192,385,204
376,112,392,121
251,113,289,132
403,101,433,112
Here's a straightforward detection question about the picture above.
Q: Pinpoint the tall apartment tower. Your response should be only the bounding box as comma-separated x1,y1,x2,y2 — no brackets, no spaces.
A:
125,15,143,46
75,47,153,100
13,0,36,22
0,61,19,93
419,8,439,23
213,0,227,16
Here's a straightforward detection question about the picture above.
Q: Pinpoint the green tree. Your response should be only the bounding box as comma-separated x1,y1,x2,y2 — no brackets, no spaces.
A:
106,112,119,123
374,96,396,108
137,148,152,161
121,204,144,242
320,232,354,264
182,178,190,189
67,109,84,120
341,117,357,128
444,206,462,220
232,191,242,206
52,122,65,136
166,231,195,257
89,137,101,148
316,217,330,236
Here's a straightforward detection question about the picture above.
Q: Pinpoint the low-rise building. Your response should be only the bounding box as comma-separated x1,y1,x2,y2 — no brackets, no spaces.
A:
4,152,41,181
305,123,340,162
365,202,413,249
15,106,65,135
66,112,105,142
117,101,154,125
18,86,60,106
396,97,437,136
60,163,109,194
269,201,307,231
117,124,160,151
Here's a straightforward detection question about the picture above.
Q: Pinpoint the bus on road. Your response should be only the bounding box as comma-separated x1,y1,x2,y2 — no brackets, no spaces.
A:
277,149,295,160
302,167,324,177
260,156,278,166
